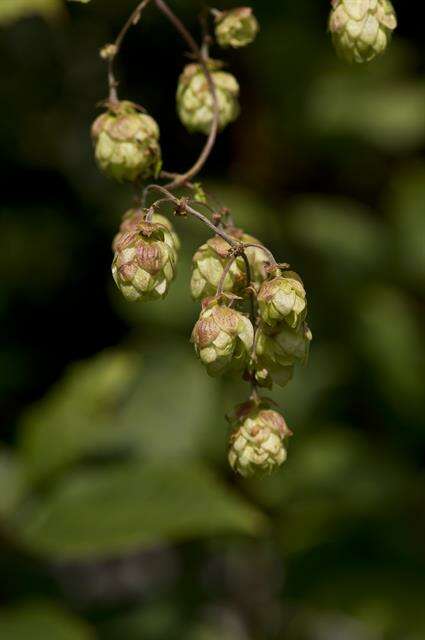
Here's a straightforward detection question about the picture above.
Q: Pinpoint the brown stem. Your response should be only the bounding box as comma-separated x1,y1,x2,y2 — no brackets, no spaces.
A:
243,243,278,268
153,0,219,190
108,0,153,103
144,184,240,247
106,0,220,188
216,254,239,297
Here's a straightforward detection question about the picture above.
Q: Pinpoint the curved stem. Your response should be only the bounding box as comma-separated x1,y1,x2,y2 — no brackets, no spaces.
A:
154,0,219,190
106,0,220,188
108,0,152,103
144,184,240,247
243,243,278,267
216,254,238,298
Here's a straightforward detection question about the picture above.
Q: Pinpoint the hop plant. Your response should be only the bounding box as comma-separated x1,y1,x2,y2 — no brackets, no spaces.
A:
112,220,177,302
190,230,266,301
91,101,162,182
258,271,307,329
215,7,259,49
92,1,312,478
191,300,254,376
176,62,240,135
254,323,312,389
228,403,291,477
329,0,397,64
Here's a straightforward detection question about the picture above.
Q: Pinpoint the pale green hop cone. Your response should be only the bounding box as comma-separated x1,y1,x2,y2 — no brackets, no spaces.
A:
191,300,254,377
229,407,291,477
92,101,162,182
257,271,307,329
254,323,312,389
329,0,397,63
113,208,180,261
191,230,268,301
215,7,259,49
176,62,240,135
112,220,177,302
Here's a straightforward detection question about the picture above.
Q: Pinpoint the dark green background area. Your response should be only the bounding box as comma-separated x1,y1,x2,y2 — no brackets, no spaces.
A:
0,1,424,638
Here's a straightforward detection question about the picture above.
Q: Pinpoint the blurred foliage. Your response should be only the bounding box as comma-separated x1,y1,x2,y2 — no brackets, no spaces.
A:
0,0,424,639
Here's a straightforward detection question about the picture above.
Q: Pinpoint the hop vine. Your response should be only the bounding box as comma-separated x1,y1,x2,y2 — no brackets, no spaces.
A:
92,1,313,478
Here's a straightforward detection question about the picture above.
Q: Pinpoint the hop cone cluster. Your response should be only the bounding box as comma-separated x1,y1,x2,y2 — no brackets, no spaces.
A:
92,101,162,182
229,403,291,477
176,62,240,135
112,210,179,302
255,322,312,389
329,0,397,63
191,299,254,376
254,270,312,388
191,230,267,301
215,7,259,49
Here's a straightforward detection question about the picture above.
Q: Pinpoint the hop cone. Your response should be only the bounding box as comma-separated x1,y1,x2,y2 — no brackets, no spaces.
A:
112,220,177,302
229,405,291,477
191,300,254,377
191,230,268,301
176,62,240,135
258,271,307,329
215,7,259,49
255,323,312,389
329,0,397,64
91,101,162,182
113,208,180,260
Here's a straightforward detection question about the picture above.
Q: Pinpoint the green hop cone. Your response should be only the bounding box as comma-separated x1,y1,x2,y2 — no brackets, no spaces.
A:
113,208,180,260
329,0,397,64
176,62,240,135
191,230,268,301
191,299,254,377
228,404,291,477
257,271,307,329
112,220,177,302
91,101,162,182
215,7,259,49
255,323,312,389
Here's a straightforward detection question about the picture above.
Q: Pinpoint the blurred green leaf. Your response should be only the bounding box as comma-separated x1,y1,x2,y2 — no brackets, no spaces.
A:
119,341,219,459
19,461,265,559
20,349,142,484
387,164,425,283
285,196,387,272
0,601,94,640
355,286,424,414
0,0,61,24
0,449,27,518
310,72,425,152
19,342,220,484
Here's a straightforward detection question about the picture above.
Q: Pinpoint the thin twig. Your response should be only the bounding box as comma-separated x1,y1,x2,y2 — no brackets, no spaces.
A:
154,0,220,189
108,0,152,102
144,184,240,247
216,253,239,297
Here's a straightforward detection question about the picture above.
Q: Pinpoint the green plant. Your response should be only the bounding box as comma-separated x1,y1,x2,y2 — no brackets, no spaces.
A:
91,1,312,477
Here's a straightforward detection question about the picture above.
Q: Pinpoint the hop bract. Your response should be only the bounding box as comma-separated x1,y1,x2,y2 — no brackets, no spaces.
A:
191,300,254,376
92,101,162,182
191,231,268,301
176,62,240,135
112,219,177,302
329,0,397,64
215,7,259,49
229,406,291,477
258,271,307,329
255,323,312,389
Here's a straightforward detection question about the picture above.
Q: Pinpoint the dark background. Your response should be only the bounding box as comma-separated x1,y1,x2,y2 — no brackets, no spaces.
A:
0,1,424,638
